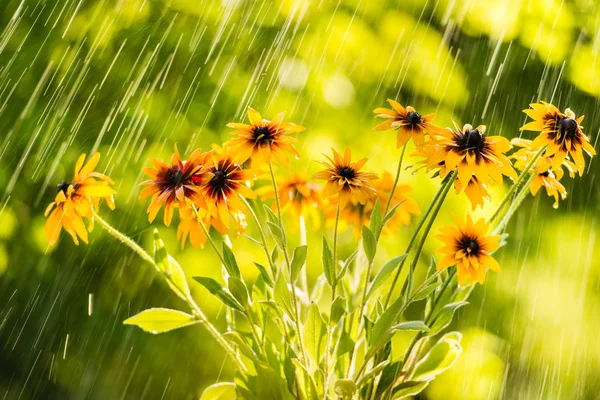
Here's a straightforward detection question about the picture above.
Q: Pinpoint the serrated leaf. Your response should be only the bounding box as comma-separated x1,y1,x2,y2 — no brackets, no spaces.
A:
274,272,295,317
391,381,429,399
303,303,327,369
153,229,170,274
366,254,407,299
193,276,244,312
221,243,241,278
410,337,462,382
124,308,198,334
228,276,249,309
391,321,429,333
199,382,237,400
330,296,346,325
290,245,308,282
322,236,335,287
428,301,468,336
253,262,274,286
361,225,377,264
412,282,442,302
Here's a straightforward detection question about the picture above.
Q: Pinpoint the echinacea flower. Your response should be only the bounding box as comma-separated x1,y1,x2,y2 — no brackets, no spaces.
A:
257,170,323,230
200,151,255,230
436,214,501,285
226,107,305,168
373,100,443,148
45,153,115,247
177,205,247,249
511,138,575,208
324,170,419,236
521,102,595,175
432,123,517,188
312,148,378,209
139,145,207,226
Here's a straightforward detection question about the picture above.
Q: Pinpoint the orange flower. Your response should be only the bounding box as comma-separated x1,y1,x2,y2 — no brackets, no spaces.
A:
177,205,247,249
312,148,378,209
226,107,305,168
373,100,444,148
436,214,501,285
139,145,207,226
45,153,115,246
521,102,595,175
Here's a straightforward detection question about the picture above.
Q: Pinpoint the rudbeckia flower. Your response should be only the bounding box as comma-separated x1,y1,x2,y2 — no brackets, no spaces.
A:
373,100,444,148
200,150,255,230
521,102,595,175
257,170,323,230
226,107,305,168
436,214,501,285
312,148,378,209
139,145,207,226
45,153,115,247
177,205,247,249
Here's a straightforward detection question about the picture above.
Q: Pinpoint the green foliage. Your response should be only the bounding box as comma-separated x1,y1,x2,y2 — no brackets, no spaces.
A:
124,308,199,334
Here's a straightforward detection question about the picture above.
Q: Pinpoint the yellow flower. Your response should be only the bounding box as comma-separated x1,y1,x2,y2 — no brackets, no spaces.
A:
458,177,491,211
139,145,207,226
436,214,501,285
177,205,247,249
312,148,378,209
521,101,596,175
511,138,574,208
200,150,255,231
226,107,305,168
373,100,444,148
324,171,420,236
257,170,323,230
45,153,115,247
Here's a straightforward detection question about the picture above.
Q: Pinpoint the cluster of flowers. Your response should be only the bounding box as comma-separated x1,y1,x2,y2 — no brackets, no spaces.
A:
45,100,595,286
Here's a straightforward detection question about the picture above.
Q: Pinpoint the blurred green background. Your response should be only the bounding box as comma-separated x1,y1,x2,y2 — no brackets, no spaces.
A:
1,0,599,398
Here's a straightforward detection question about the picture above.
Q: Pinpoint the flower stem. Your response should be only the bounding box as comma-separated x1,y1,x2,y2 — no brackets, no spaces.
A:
494,167,538,235
268,161,309,368
239,195,277,278
383,144,407,218
92,210,248,373
323,203,340,398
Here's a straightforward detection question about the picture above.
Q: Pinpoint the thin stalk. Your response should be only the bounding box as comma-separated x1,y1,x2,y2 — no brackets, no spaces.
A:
494,167,538,235
383,144,407,217
488,145,546,223
268,161,309,368
92,210,248,373
384,172,453,307
189,205,227,267
298,215,309,293
239,195,277,277
323,203,340,399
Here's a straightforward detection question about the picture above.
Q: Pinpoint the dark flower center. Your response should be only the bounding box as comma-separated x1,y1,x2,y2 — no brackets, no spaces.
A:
460,128,485,151
463,238,480,254
167,169,185,187
210,170,227,190
406,111,422,126
57,181,70,193
253,126,273,143
339,167,355,179
559,117,578,139
539,171,550,177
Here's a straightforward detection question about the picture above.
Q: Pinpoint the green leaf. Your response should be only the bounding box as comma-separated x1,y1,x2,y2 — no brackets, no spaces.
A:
165,255,191,301
267,221,285,248
274,272,295,317
356,360,390,388
124,308,198,334
391,321,429,333
337,328,355,357
221,243,241,278
410,337,462,382
374,362,401,397
153,229,170,274
366,255,407,299
223,331,258,360
361,225,377,264
303,302,327,369
193,276,244,312
391,381,429,399
338,250,358,281
290,245,308,282
253,262,274,286
258,300,283,318
228,276,249,309
369,296,404,348
428,301,468,336
383,201,403,226
271,246,279,265
262,204,279,223
199,382,237,400
322,236,335,287
334,379,356,398
412,282,442,302
369,199,382,236
330,296,346,325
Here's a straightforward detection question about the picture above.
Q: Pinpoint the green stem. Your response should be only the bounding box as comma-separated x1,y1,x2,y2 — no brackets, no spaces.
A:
494,167,538,235
488,145,546,224
239,195,277,277
92,210,248,373
383,144,407,218
189,205,227,267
